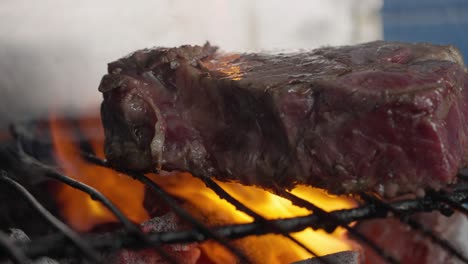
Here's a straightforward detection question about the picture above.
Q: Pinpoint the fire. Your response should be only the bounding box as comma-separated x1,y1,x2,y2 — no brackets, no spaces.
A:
50,112,356,263
50,113,149,231
149,173,355,263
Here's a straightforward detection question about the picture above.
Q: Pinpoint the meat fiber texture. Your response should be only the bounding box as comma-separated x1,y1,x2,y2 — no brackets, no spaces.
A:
99,41,468,195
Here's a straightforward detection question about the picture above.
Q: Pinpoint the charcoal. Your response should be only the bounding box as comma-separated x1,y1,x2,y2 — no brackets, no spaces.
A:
6,229,60,264
99,41,468,195
0,151,58,236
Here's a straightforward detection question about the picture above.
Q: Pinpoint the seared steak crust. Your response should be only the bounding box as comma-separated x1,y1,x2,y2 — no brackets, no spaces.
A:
99,41,468,195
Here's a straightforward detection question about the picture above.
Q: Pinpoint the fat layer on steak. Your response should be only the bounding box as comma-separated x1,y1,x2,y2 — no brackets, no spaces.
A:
99,41,468,195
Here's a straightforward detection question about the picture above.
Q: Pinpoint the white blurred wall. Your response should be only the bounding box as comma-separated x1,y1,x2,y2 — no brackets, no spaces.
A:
0,0,382,124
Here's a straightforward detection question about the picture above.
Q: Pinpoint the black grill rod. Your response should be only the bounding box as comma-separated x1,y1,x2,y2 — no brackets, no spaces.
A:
277,189,400,264
0,231,30,264
130,171,253,264
84,153,253,264
13,134,142,233
43,168,179,264
16,149,179,264
9,211,349,258
0,172,100,263
15,188,468,259
202,177,333,264
66,119,184,264
19,211,348,257
360,192,468,264
14,211,334,259
427,189,468,216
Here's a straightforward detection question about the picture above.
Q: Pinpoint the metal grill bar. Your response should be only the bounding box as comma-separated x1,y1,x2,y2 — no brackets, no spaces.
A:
202,177,332,264
133,171,253,263
53,120,186,263
11,213,351,258
428,189,468,216
16,148,179,264
360,193,468,264
86,153,463,263
278,189,400,264
4,120,468,263
84,153,253,263
0,231,30,264
4,184,468,260
20,117,248,263
0,171,100,263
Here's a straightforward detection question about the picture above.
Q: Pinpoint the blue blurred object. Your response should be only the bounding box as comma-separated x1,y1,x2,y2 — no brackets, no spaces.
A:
382,0,468,62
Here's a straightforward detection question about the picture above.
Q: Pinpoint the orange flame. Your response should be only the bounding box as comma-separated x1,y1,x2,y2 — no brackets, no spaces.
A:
149,173,355,263
50,113,149,231
50,112,356,263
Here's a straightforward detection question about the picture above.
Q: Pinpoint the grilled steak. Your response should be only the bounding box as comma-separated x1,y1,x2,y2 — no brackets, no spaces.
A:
99,41,468,195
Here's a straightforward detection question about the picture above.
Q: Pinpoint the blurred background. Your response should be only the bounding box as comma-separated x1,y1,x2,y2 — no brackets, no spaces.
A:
0,0,467,126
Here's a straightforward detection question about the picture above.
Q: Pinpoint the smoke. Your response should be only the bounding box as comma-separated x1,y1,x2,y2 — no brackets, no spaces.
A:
0,0,382,126
0,0,253,125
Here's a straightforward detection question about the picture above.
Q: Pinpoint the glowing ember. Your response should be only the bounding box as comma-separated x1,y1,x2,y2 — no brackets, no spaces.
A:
50,112,356,263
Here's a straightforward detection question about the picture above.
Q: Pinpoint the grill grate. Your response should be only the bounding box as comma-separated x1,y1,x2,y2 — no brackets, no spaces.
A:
11,149,180,264
0,230,30,264
0,121,467,264
0,173,101,263
278,189,400,264
201,176,333,264
360,192,468,263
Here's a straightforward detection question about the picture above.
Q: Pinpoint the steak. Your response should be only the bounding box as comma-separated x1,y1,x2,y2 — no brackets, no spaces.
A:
99,41,468,195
